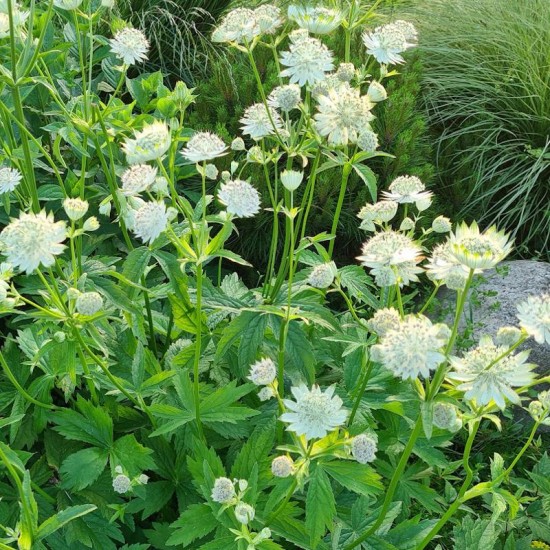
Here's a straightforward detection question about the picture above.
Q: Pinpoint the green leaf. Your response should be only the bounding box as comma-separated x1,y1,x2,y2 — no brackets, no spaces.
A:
338,266,379,308
110,435,155,476
149,405,194,437
237,314,268,378
59,447,109,491
321,460,383,497
122,247,151,283
421,401,433,440
306,464,335,548
36,505,97,541
352,163,377,201
198,537,237,550
453,517,499,550
167,504,217,547
231,420,276,480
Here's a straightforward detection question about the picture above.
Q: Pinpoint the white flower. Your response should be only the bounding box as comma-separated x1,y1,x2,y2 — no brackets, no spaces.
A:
280,169,303,192
254,4,284,35
448,221,512,270
0,1,28,36
0,14,8,38
392,20,418,42
110,27,149,66
366,307,401,337
63,197,89,221
280,384,348,440
288,5,342,34
425,242,469,291
371,315,450,380
231,137,246,151
234,502,255,525
112,474,131,494
120,164,157,196
517,294,550,344
271,456,294,478
123,121,171,164
258,386,275,401
367,81,387,102
314,83,374,146
357,130,379,153
211,477,236,504
130,201,169,244
268,84,302,112
448,336,536,409
248,358,277,386
382,175,433,209
218,179,261,218
495,326,523,347
432,402,462,431
137,474,149,485
280,34,334,86
336,62,355,82
181,132,228,163
0,211,66,274
212,8,260,44
76,291,103,316
83,217,100,232
357,201,397,231
311,73,341,99
432,216,452,233
357,230,423,287
308,262,336,289
240,103,283,141
0,166,22,194
362,21,416,65
53,0,82,9
101,0,115,8
351,434,377,464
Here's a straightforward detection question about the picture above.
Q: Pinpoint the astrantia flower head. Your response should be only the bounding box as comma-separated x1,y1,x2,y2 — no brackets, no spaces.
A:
268,84,302,112
271,455,294,478
517,294,550,344
287,5,342,34
357,130,379,153
357,200,397,231
53,0,82,9
63,197,89,221
448,221,513,270
231,137,246,151
336,62,355,82
182,132,228,163
212,8,260,44
280,169,303,192
280,34,334,86
351,434,377,464
123,121,171,164
432,216,452,233
211,477,236,504
218,179,261,218
110,27,149,66
425,242,469,291
0,211,66,274
370,315,450,380
495,326,523,347
357,230,423,287
234,502,255,525
367,80,387,102
448,335,536,409
280,384,348,440
366,307,400,337
314,83,374,146
248,358,277,386
258,386,275,401
0,166,22,194
76,291,103,316
254,4,284,35
308,262,336,289
112,474,131,494
240,103,283,141
362,21,416,65
432,402,462,431
130,201,169,244
0,1,28,35
382,175,433,210
121,164,157,196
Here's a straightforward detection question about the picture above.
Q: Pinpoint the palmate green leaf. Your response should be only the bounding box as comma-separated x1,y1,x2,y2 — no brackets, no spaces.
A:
197,536,237,550
64,509,125,550
200,381,256,416
382,517,438,549
306,464,336,548
453,517,500,550
321,460,383,497
338,265,379,309
215,311,267,364
167,503,217,547
134,481,174,520
36,505,97,541
59,447,109,491
149,404,194,437
110,434,155,476
237,314,268,378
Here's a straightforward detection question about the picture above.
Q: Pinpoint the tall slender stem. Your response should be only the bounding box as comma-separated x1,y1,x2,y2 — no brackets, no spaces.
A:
192,263,205,440
328,163,352,259
348,354,373,426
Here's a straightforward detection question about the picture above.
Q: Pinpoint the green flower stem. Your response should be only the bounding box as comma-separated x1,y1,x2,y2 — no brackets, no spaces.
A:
265,477,298,526
418,283,441,314
328,162,352,259
72,10,89,119
344,415,424,550
192,262,205,440
348,354,373,426
395,282,405,317
75,339,99,406
106,65,128,109
69,225,79,284
296,150,321,242
336,286,367,328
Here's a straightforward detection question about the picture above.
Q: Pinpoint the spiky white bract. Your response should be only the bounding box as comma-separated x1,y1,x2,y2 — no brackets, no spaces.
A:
367,80,387,102
182,132,228,163
357,130,379,153
357,201,397,231
254,4,283,35
218,179,261,218
131,201,169,244
121,164,157,196
212,8,260,44
362,21,416,65
53,0,82,9
371,315,450,380
382,175,433,210
280,384,348,440
308,262,336,289
357,230,423,287
211,477,236,504
234,502,255,525
448,335,536,410
271,456,294,478
351,434,377,464
517,294,550,344
280,169,303,192
432,402,462,431
112,474,131,494
76,292,103,316
448,222,512,270
268,84,302,112
366,307,400,337
123,122,171,164
110,27,149,66
425,242,469,291
63,197,89,221
280,33,334,86
248,358,277,386
0,166,22,194
0,211,66,274
314,83,374,146
287,5,342,34
240,103,283,141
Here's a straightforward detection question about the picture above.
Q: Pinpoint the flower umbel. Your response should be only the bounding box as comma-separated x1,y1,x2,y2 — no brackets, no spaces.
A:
211,477,236,504
218,179,261,218
121,164,158,196
0,166,22,194
123,121,171,164
240,103,283,141
182,132,228,163
517,294,550,344
287,5,342,34
248,358,277,386
110,27,149,66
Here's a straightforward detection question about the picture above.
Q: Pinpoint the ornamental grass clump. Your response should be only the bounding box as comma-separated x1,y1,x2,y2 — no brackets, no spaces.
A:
0,1,548,549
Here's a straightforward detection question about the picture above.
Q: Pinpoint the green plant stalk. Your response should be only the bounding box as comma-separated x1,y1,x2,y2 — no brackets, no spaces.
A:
296,150,321,242
348,354,373,426
344,415,424,549
328,162,352,258
419,283,441,314
75,340,99,406
72,10,89,120
192,262,205,440
395,281,405,317
337,286,367,328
